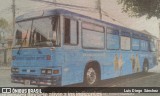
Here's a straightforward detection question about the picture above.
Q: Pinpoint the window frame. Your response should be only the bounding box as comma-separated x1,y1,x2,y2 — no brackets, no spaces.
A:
14,20,33,48
106,27,120,50
120,31,131,51
140,39,149,52
29,16,61,47
140,34,149,52
150,38,157,52
81,21,105,50
82,21,104,33
63,17,79,46
132,33,140,51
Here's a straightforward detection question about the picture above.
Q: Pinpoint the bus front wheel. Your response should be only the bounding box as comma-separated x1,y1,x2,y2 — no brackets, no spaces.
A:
84,65,100,86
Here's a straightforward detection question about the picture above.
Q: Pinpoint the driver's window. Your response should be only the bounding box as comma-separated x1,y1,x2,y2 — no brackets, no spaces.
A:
31,18,52,46
15,21,32,47
64,18,78,45
150,39,156,52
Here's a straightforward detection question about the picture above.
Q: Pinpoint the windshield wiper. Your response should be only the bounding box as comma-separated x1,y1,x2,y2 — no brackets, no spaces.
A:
17,30,29,55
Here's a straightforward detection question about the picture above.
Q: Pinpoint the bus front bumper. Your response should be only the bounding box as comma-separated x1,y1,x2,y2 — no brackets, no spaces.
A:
11,74,61,86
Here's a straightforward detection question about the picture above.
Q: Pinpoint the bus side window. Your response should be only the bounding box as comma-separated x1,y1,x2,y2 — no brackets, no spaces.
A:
82,22,104,49
141,40,149,51
64,18,78,45
106,28,119,50
120,31,131,50
150,39,156,52
132,33,140,51
140,35,149,51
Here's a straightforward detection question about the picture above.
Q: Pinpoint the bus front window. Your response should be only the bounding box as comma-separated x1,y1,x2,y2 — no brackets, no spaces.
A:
31,17,59,47
14,16,60,48
14,21,32,47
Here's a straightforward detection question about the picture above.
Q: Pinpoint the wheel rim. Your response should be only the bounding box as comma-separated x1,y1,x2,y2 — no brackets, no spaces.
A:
86,68,96,85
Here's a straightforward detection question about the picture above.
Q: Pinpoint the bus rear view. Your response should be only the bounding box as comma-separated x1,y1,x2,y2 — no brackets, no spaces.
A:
11,11,61,86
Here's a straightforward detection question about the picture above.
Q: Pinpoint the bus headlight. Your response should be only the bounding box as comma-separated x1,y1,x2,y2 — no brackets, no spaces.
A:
41,69,46,74
41,69,52,74
46,69,52,74
11,68,19,73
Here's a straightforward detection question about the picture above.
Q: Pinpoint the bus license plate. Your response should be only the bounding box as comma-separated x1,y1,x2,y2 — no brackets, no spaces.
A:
24,80,30,85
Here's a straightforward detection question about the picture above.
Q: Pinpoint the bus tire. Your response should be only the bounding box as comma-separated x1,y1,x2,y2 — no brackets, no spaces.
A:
84,62,100,86
143,58,149,72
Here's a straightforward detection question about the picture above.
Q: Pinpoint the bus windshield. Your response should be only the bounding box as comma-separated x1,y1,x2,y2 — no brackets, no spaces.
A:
14,16,60,48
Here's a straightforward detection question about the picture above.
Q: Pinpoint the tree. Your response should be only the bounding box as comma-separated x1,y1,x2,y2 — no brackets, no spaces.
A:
117,0,160,19
0,18,11,41
0,18,9,29
0,18,12,34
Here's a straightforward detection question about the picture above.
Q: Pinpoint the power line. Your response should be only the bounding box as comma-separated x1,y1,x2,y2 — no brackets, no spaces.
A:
0,7,11,13
16,5,124,26
13,0,126,27
30,0,93,10
16,2,97,14
102,10,127,26
29,0,126,26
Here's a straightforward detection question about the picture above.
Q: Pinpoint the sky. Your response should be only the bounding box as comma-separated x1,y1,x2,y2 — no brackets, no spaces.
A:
0,0,159,37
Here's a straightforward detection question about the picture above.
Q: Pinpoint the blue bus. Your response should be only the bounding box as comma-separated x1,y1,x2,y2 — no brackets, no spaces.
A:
11,9,157,86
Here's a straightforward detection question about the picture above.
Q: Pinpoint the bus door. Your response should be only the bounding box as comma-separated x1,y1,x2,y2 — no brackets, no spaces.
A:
120,31,132,75
62,17,80,85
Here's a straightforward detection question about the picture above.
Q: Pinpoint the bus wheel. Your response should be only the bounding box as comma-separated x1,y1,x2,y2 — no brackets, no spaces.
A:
84,65,100,86
143,59,149,72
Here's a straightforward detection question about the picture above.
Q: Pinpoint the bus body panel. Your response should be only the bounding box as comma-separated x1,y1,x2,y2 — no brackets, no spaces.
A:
11,48,62,86
11,9,157,86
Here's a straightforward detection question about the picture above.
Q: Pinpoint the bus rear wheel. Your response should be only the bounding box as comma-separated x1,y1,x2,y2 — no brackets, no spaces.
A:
143,59,149,72
84,65,100,86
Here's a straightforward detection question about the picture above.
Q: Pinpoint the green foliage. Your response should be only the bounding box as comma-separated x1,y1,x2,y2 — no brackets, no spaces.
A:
117,0,160,19
0,18,12,42
0,18,9,29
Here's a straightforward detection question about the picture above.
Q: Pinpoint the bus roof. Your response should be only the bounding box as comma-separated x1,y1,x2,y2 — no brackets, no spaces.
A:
16,8,155,39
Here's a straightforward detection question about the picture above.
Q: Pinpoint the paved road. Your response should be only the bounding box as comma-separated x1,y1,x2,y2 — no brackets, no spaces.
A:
101,72,160,87
0,69,35,87
1,68,160,96
0,68,160,87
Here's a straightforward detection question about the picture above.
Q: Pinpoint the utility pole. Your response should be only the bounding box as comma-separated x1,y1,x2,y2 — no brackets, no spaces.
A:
97,0,102,20
53,0,57,8
158,22,160,58
12,0,16,36
159,22,160,39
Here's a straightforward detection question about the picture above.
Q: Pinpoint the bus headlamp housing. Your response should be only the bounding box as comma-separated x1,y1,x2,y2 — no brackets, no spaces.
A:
41,69,46,74
47,69,52,74
41,69,52,74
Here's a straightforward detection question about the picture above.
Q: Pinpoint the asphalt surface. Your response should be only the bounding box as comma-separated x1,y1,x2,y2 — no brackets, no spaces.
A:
0,68,160,96
0,68,159,87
